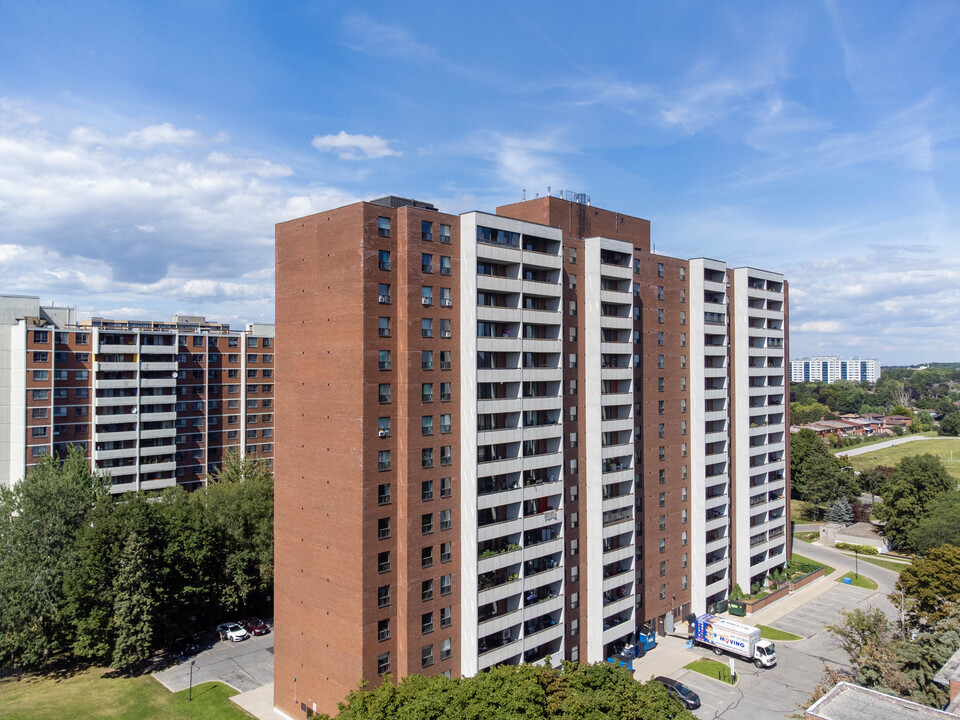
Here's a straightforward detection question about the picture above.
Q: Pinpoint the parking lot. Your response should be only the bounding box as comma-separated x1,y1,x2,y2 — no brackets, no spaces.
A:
668,582,883,719
153,626,274,694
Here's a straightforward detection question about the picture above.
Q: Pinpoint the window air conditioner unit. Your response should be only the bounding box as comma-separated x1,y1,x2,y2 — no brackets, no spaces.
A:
441,299,452,307
502,629,511,642
378,430,389,438
422,298,432,306
379,295,389,303
442,331,451,338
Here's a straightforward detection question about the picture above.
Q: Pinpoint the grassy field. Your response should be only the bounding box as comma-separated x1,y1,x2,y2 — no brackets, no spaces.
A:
757,625,803,641
792,551,835,577
684,659,737,684
830,431,937,456
0,666,252,720
835,437,960,480
849,554,912,574
836,571,878,590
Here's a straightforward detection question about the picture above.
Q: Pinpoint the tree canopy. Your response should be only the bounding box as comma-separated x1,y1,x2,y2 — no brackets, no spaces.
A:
324,662,694,720
790,429,851,507
894,545,960,625
874,455,954,551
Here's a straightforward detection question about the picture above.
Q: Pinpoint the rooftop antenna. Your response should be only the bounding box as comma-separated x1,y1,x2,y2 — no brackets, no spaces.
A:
547,186,551,196
523,189,526,201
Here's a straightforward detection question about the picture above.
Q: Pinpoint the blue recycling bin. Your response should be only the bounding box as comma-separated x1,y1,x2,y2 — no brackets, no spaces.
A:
843,577,852,584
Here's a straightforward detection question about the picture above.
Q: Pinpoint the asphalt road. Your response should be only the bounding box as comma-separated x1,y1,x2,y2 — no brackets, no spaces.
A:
671,541,900,719
153,629,274,694
836,435,951,457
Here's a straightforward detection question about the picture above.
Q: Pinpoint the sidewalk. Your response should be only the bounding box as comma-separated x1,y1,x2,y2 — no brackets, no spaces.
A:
231,682,276,720
632,570,837,682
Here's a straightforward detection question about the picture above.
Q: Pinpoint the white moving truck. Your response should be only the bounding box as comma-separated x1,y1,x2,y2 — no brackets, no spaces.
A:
692,614,777,668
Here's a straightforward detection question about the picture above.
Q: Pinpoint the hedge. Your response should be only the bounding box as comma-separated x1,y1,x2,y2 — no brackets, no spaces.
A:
835,542,879,555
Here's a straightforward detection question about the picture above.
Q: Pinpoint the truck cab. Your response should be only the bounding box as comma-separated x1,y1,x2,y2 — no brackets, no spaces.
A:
754,640,777,667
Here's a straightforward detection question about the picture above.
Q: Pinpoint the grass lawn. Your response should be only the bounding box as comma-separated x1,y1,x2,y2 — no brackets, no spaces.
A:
756,625,803,641
793,531,820,544
853,555,912,573
0,666,252,720
836,571,878,590
835,437,960,481
684,658,737,685
830,431,937,456
792,551,835,577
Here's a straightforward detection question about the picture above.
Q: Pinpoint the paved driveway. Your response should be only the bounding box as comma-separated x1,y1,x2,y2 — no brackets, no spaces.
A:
153,629,274,694
672,581,891,719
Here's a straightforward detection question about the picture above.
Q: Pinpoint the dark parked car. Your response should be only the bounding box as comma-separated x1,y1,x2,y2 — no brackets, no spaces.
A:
242,617,270,636
655,676,701,710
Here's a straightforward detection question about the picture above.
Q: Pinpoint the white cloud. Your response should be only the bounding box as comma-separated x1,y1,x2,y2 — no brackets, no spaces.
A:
311,131,401,161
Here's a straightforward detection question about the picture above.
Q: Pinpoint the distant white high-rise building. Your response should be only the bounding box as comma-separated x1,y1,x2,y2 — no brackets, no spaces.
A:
790,356,878,384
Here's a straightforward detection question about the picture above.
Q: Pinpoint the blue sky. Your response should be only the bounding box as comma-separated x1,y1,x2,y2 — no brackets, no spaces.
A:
1,1,959,365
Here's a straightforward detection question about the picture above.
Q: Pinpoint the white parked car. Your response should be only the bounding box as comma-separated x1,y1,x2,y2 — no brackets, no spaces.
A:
217,622,249,642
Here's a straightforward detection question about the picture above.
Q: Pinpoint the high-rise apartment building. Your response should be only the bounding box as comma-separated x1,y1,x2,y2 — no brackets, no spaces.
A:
274,195,790,719
789,356,879,384
0,295,275,491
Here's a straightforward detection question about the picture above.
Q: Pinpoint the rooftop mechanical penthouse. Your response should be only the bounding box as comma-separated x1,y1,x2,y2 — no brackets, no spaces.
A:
273,194,790,719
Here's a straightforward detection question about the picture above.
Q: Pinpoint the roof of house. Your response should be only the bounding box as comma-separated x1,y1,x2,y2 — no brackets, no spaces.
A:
805,682,955,720
836,522,883,540
935,646,960,688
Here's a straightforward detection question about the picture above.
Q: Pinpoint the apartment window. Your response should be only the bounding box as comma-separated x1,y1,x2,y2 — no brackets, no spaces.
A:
247,369,258,378
440,606,452,627
658,469,666,484
657,331,664,346
422,253,433,273
34,330,49,343
440,509,451,530
377,653,390,676
682,465,688,480
680,332,686,347
681,443,687,458
379,350,391,371
633,282,640,297
378,585,390,607
681,420,687,435
440,224,451,243
658,447,665,461
422,612,434,634
422,350,434,370
568,247,577,264
33,370,48,382
634,306,641,321
440,256,451,275
571,619,579,636
569,485,578,502
378,283,391,304
228,337,239,347
659,561,666,577
682,509,688,524
422,319,434,339
570,565,579,582
682,575,688,591
569,379,577,395
32,389,48,400
32,427,47,438
379,384,391,403
569,406,577,421
31,446,46,458
53,370,68,381
440,445,451,466
568,432,578,448
568,274,577,290
680,266,686,281
634,258,641,273
570,538,579,556
658,377,665,392
378,518,390,539
229,369,240,378
440,351,451,370
378,483,391,505
422,383,433,402
658,424,665,439
422,480,434,501
440,541,452,562
657,354,664,369
657,262,664,278
657,286,664,301
378,216,391,237
440,574,451,595
658,309,664,324
440,287,451,307
378,619,390,641
32,408,48,419
568,300,576,316
422,448,434,469
378,450,391,472
681,531,688,546
680,311,686,326
421,546,434,568
660,585,666,600
440,476,452,498
440,414,451,434
659,538,666,554
569,458,578,474
422,415,434,436
34,351,49,362
422,645,434,668
439,319,451,338
422,286,433,306
658,400,664,415
422,579,434,601
681,398,687,413
440,638,452,660
422,220,433,241
659,515,666,531
568,326,577,342
378,317,391,338
680,354,687,369
570,592,579,610
682,486,688,501
568,353,577,369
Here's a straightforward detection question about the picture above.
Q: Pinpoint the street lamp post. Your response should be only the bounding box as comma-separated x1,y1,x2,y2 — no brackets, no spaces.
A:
189,660,196,701
855,549,859,579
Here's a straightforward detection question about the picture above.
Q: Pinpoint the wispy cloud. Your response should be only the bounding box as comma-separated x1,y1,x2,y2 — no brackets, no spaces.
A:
311,131,401,161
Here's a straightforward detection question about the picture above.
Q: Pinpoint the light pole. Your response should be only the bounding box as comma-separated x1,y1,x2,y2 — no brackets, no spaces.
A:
854,549,859,579
188,660,196,701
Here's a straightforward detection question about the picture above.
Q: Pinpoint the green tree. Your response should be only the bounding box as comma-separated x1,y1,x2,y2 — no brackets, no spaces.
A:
908,492,960,551
875,455,954,550
827,497,853,525
826,607,891,660
0,447,105,667
110,532,160,670
789,402,836,425
894,545,960,625
790,429,843,506
325,662,693,720
939,412,960,436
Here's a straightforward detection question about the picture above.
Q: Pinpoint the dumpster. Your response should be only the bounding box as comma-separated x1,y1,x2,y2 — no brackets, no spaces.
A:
715,599,729,613
728,601,746,617
637,630,657,651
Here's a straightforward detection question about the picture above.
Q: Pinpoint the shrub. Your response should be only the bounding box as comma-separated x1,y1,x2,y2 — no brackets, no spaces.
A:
835,542,879,555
